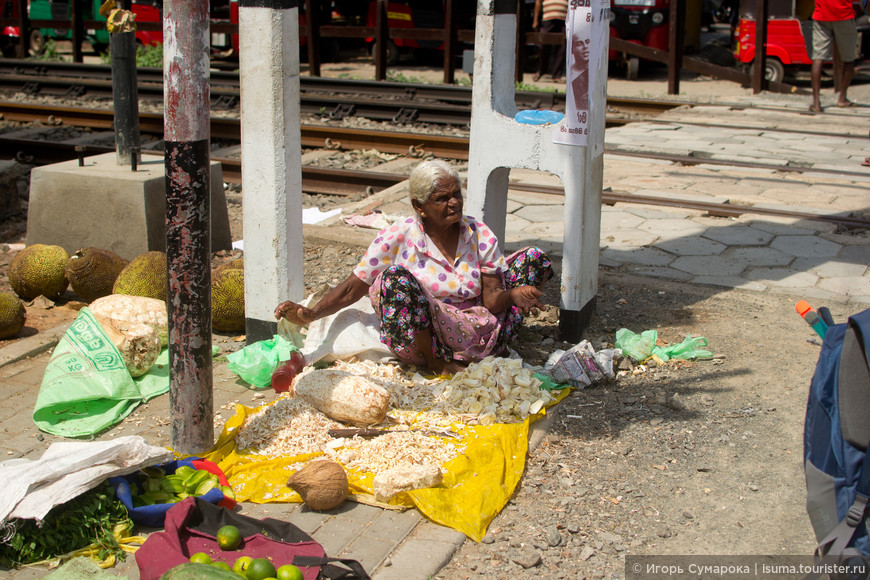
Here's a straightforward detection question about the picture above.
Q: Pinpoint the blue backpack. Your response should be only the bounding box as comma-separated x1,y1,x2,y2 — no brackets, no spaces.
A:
804,308,870,562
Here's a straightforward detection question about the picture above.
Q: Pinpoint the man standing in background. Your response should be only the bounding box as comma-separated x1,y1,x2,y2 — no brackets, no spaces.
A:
532,0,569,82
810,0,857,112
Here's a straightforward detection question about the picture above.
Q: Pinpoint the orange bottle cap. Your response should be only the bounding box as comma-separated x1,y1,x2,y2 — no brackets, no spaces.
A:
795,300,811,316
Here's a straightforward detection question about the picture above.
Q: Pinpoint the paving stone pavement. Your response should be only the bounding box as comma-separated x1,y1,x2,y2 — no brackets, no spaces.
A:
1,80,869,579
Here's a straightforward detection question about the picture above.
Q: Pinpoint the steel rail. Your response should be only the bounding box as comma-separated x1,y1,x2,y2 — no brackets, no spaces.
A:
5,102,870,179
2,135,868,231
0,58,689,120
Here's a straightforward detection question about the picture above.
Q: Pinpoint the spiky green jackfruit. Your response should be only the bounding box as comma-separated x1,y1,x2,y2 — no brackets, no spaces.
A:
65,247,129,303
211,266,244,333
8,244,70,301
112,251,167,302
0,291,26,339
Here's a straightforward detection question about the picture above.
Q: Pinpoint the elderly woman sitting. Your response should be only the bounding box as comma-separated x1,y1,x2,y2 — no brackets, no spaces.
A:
275,159,554,374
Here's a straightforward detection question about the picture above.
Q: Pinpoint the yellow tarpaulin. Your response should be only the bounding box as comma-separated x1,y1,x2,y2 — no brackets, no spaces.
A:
203,389,569,542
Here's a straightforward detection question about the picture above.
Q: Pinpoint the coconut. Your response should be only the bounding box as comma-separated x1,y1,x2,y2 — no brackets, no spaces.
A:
286,460,348,511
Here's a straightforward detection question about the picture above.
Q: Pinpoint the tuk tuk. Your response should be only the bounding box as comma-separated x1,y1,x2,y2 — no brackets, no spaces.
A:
608,0,670,80
735,0,868,83
24,0,162,54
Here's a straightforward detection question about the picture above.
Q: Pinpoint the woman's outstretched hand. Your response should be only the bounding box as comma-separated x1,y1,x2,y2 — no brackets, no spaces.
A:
510,285,544,315
274,300,316,325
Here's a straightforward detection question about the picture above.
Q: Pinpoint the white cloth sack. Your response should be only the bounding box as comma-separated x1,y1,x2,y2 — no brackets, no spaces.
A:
0,435,173,522
279,295,394,365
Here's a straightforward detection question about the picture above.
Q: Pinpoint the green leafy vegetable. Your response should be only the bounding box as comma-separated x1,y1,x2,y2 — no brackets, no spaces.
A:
0,481,132,568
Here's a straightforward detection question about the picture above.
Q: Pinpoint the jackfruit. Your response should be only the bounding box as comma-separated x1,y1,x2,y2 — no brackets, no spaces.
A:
211,266,244,332
65,247,129,303
8,244,70,301
113,251,167,301
0,291,26,339
218,257,244,271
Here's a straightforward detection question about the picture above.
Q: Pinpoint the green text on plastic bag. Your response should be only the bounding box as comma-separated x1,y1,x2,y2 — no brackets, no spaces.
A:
226,335,299,388
33,308,152,437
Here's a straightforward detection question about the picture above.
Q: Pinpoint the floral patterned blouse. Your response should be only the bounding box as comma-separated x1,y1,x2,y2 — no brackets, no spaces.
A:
352,215,507,307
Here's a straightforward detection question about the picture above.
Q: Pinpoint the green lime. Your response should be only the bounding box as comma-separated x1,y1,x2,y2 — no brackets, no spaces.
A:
212,561,234,571
190,552,213,564
276,564,304,580
246,558,277,580
216,524,242,551
233,556,253,576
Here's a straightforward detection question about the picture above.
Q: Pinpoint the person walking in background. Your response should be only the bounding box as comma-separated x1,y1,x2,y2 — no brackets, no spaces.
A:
810,0,857,112
532,0,569,82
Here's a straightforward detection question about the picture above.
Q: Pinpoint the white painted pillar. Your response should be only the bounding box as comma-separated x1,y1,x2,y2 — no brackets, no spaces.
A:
466,0,608,342
239,0,304,343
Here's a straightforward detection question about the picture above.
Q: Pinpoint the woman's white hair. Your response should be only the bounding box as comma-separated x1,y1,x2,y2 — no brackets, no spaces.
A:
408,159,460,204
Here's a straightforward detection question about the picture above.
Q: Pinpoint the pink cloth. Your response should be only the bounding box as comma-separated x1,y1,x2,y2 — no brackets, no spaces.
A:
368,269,503,364
352,215,506,306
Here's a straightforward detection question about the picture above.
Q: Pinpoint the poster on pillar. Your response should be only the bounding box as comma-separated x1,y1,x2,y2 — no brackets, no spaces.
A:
552,0,610,147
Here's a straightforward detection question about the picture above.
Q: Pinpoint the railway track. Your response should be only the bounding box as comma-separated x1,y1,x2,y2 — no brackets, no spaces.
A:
1,101,867,231
0,58,681,125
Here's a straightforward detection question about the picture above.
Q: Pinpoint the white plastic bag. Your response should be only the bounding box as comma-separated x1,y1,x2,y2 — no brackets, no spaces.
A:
0,435,172,522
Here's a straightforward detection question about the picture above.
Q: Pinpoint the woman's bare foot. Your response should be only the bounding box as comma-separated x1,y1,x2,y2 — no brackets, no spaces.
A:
429,359,467,376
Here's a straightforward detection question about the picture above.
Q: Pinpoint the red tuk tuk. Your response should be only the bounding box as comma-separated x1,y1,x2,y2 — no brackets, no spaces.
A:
608,0,671,80
734,0,811,82
735,0,869,83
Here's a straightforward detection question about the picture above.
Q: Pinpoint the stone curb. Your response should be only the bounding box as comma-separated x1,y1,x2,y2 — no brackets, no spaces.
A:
0,322,70,368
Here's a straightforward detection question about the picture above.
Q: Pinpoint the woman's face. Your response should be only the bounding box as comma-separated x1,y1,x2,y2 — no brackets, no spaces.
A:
420,177,463,227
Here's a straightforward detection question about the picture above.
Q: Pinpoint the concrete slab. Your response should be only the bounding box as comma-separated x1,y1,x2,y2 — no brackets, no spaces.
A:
599,228,659,249
599,210,645,230
692,276,767,292
744,267,820,288
372,522,466,580
637,218,708,240
518,221,565,243
653,236,727,256
671,255,746,276
770,235,842,258
724,246,795,267
817,277,870,296
742,220,817,236
623,266,693,281
600,246,674,267
622,206,696,220
701,225,774,246
26,153,232,260
515,204,569,223
791,258,869,279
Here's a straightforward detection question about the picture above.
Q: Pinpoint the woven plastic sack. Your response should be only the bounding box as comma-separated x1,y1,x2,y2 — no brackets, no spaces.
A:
32,308,169,438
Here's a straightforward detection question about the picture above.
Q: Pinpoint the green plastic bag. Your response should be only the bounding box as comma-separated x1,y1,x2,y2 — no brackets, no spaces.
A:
226,334,299,388
652,334,713,362
615,328,713,362
614,328,657,362
32,308,170,438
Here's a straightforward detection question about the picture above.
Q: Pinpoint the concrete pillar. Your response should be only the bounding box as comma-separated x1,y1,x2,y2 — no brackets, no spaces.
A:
238,0,304,343
163,0,214,454
466,0,608,343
